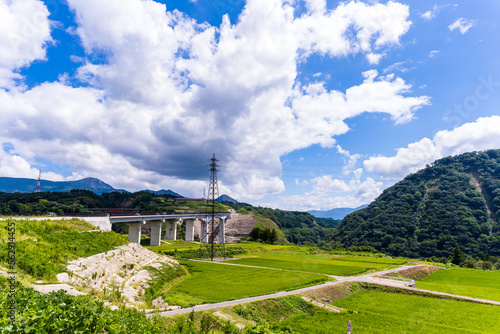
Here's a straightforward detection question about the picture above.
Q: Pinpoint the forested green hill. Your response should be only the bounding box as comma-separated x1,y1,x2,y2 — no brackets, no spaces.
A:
336,150,500,259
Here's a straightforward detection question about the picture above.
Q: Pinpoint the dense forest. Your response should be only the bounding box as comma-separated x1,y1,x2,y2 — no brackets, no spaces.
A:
335,149,500,259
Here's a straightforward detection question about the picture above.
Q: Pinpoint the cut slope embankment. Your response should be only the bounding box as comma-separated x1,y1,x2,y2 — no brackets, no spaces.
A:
56,243,179,308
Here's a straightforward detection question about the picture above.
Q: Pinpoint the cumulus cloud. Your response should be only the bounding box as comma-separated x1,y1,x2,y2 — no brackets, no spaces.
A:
366,52,384,65
0,0,429,201
0,0,52,88
364,116,500,180
449,18,475,34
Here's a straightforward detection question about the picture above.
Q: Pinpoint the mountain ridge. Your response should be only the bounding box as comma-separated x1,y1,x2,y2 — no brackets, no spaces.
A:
0,176,127,195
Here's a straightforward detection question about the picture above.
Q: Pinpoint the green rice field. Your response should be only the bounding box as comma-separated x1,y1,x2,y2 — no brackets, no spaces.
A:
281,291,500,333
418,268,500,302
226,253,405,276
170,260,329,302
148,240,291,253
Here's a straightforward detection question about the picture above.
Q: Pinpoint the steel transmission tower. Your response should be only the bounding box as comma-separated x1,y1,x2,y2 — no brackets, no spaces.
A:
200,154,225,260
35,170,41,192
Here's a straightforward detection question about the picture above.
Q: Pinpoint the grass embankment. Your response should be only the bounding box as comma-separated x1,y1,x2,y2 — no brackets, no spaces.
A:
0,218,128,281
418,268,500,302
226,253,405,276
169,260,330,302
252,213,288,244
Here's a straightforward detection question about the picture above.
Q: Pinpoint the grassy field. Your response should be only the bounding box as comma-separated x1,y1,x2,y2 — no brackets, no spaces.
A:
169,260,330,302
418,268,500,302
281,291,500,333
226,253,405,276
148,241,294,253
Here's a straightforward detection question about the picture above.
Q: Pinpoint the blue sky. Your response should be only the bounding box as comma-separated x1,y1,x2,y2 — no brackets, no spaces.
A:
1,0,499,211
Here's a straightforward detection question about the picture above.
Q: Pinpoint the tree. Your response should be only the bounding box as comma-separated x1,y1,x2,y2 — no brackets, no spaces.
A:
451,245,464,265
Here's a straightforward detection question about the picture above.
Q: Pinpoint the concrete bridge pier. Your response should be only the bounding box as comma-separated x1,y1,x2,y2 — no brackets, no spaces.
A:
126,220,145,244
150,220,163,246
219,217,226,244
185,219,196,242
164,219,179,241
200,219,209,243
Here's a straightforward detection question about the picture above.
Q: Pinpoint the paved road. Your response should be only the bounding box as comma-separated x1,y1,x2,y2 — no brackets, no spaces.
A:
150,264,499,318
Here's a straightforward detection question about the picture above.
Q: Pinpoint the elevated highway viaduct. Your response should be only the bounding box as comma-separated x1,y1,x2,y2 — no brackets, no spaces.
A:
109,213,232,246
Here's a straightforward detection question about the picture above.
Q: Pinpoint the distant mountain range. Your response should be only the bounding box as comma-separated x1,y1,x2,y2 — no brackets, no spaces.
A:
143,189,183,197
218,194,239,204
0,176,127,195
308,205,368,220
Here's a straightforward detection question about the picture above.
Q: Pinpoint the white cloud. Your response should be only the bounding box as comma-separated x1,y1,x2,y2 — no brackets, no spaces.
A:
270,175,383,211
295,0,412,57
310,175,351,194
336,145,361,175
429,50,440,57
421,5,441,21
304,0,326,14
449,18,475,34
364,116,500,180
0,0,428,202
0,0,52,88
366,52,384,65
421,4,457,21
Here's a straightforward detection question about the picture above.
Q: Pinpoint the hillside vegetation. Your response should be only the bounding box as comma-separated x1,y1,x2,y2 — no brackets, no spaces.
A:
224,202,340,245
336,149,500,259
0,218,128,280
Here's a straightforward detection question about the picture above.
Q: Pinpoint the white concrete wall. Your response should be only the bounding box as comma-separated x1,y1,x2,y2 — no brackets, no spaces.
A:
80,217,112,231
8,216,112,231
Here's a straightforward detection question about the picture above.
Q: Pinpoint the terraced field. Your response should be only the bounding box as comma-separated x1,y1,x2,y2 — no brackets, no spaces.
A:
418,268,500,302
170,260,330,302
226,253,405,276
281,291,500,333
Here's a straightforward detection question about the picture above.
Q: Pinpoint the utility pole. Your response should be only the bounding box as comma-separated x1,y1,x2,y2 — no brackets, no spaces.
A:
200,154,225,260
